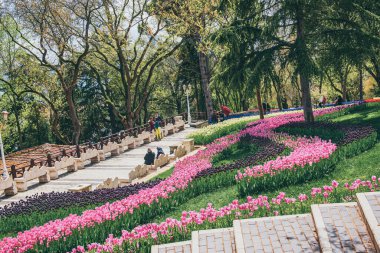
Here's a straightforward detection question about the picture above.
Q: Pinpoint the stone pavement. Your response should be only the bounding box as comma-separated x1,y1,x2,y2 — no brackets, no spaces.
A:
0,127,196,207
153,192,380,253
152,241,192,253
235,214,319,253
193,228,236,253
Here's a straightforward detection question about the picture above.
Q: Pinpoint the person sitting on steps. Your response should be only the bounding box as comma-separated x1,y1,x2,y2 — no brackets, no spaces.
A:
156,147,165,159
144,148,155,165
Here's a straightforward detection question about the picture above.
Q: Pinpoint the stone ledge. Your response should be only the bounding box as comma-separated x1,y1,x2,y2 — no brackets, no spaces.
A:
312,202,376,253
357,192,380,252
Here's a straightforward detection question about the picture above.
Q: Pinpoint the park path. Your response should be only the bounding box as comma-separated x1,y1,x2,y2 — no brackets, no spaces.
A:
0,127,197,207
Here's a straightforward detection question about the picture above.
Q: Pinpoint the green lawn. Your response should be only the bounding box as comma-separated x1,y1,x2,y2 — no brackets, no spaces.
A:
212,138,260,167
150,167,174,181
153,103,380,222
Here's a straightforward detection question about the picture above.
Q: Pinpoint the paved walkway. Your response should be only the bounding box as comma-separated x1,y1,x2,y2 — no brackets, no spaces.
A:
154,192,380,253
0,127,196,207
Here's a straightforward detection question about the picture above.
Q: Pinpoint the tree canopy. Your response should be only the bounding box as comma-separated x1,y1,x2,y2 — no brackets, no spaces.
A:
0,0,379,151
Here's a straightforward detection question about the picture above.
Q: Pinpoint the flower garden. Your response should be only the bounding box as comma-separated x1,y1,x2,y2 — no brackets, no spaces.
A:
1,102,380,253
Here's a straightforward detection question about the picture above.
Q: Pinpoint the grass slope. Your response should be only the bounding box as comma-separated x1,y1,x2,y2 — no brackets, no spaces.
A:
153,103,380,222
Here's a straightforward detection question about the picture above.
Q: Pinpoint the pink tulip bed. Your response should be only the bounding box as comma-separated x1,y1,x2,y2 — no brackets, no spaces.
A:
0,104,377,253
70,176,380,253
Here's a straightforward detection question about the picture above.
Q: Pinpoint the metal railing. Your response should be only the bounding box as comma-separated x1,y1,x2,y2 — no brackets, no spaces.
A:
3,112,196,178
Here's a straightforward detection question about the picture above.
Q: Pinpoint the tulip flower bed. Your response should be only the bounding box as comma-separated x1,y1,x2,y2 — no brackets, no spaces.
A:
236,111,377,196
0,138,282,239
0,180,164,237
0,104,374,253
188,111,291,145
194,137,286,180
276,122,375,146
70,177,380,253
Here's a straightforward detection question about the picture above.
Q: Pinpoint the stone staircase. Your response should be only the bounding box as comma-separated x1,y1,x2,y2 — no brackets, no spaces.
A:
152,192,380,253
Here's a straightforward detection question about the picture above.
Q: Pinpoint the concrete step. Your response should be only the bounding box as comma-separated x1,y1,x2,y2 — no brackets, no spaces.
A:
311,202,376,253
192,227,236,253
357,192,380,252
151,240,192,253
234,214,319,253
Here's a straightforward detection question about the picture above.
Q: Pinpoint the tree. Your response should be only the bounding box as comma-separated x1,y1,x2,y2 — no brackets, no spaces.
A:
1,0,99,144
152,0,222,121
88,0,181,128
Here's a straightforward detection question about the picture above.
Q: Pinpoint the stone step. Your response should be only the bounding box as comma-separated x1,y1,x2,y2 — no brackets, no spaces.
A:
151,240,192,253
311,202,376,253
192,227,236,253
357,192,380,252
234,214,319,253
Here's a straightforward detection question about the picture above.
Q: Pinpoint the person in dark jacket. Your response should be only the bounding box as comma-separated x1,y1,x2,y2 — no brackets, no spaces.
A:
211,110,218,123
144,148,155,165
156,147,165,159
334,95,343,106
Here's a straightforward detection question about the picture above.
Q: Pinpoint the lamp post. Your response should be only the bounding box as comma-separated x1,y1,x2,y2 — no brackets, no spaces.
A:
0,110,9,179
183,85,192,124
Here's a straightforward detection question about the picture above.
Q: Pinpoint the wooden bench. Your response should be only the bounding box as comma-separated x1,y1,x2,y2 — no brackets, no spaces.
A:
174,145,187,158
129,165,147,180
174,120,185,132
182,139,195,153
164,123,175,136
68,183,92,192
47,156,77,180
169,145,178,154
95,177,119,190
120,136,136,151
190,121,208,128
75,148,100,169
98,142,120,160
0,176,17,196
138,131,152,144
154,154,169,169
14,166,50,192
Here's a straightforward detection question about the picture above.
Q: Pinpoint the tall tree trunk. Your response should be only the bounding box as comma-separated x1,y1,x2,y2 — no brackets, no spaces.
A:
341,83,347,101
64,87,81,144
256,86,264,120
276,94,282,111
359,65,364,100
273,81,283,110
144,102,149,123
296,6,314,123
300,74,314,122
198,51,213,122
193,80,201,112
107,104,117,132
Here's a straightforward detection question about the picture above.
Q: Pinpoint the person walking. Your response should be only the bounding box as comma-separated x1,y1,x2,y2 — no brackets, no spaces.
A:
144,148,155,165
154,112,163,140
